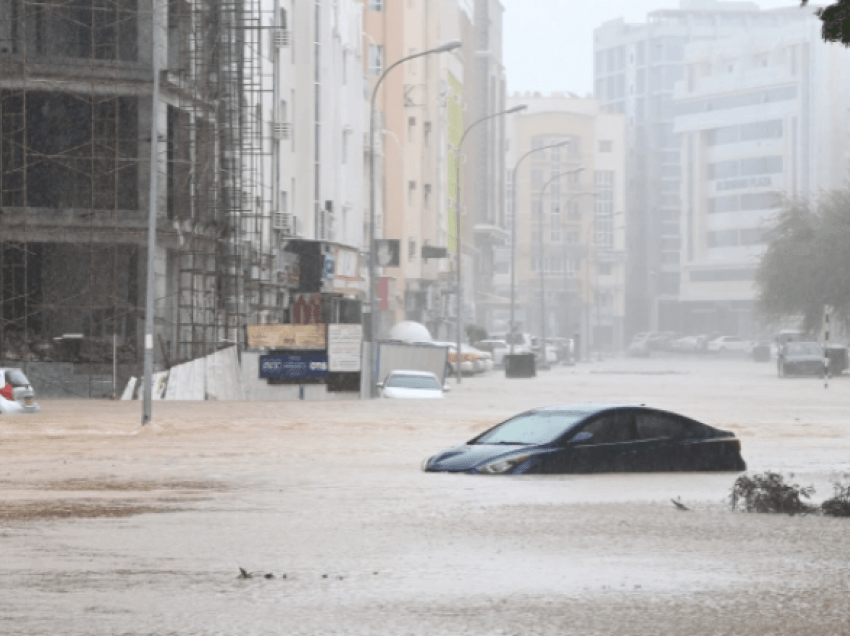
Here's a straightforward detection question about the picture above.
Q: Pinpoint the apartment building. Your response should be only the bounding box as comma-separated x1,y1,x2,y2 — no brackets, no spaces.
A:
469,0,508,330
674,9,850,336
497,93,626,354
593,0,801,338
361,0,468,340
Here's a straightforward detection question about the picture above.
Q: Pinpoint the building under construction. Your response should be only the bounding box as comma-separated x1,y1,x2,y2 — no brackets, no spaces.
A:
0,0,283,395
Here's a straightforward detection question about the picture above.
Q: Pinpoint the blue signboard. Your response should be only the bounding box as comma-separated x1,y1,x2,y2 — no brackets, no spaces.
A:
260,353,329,379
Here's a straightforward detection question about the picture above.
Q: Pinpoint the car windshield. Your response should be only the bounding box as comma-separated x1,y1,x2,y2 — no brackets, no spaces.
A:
386,374,440,390
5,369,30,387
472,410,589,445
786,343,822,356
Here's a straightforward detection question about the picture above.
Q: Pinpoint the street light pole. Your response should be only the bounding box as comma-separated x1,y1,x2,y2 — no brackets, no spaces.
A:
536,167,583,370
142,0,162,424
365,39,461,399
559,191,597,360
453,104,526,383
509,139,571,358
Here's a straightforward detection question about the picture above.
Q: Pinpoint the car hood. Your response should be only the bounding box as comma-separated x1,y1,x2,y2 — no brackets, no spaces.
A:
382,386,443,399
425,444,552,472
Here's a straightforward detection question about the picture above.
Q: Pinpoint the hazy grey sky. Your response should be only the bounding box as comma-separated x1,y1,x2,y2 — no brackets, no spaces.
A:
502,0,806,95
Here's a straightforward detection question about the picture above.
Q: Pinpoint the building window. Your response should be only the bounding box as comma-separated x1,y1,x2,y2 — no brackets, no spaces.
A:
369,0,383,10
408,181,417,205
598,263,612,276
423,121,432,146
566,231,579,244
594,170,614,249
280,190,288,212
408,116,416,141
423,184,432,208
595,218,613,248
341,131,348,164
409,239,416,261
599,140,613,153
369,44,383,76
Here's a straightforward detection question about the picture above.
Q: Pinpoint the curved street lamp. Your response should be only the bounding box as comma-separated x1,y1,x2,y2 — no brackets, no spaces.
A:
365,39,462,398
453,104,527,383
508,139,572,358
536,167,584,370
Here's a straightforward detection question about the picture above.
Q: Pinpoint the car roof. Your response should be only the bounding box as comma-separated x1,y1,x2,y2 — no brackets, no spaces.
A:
387,370,439,378
535,403,644,413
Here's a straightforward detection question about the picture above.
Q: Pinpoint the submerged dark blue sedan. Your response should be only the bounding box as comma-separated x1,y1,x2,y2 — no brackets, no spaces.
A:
423,404,746,475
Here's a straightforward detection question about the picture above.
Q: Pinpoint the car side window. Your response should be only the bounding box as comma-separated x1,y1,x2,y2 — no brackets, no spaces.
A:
636,412,689,440
578,411,635,444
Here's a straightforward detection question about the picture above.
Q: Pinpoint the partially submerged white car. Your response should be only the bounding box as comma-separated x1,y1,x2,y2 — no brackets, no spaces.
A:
0,368,40,413
378,370,448,399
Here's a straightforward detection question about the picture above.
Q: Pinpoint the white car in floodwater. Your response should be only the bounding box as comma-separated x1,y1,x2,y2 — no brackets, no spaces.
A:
378,370,447,399
0,368,40,413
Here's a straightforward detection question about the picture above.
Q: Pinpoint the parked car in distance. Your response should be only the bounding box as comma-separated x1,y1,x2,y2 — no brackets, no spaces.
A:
626,338,650,357
422,404,746,474
461,344,492,374
489,332,533,354
530,337,558,364
432,342,474,377
707,335,752,353
777,341,826,378
0,368,40,413
671,335,701,353
477,339,509,366
379,370,447,399
550,338,576,365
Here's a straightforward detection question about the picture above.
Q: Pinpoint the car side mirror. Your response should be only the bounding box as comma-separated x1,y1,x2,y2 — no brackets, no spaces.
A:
376,382,384,389
443,383,451,393
569,431,593,444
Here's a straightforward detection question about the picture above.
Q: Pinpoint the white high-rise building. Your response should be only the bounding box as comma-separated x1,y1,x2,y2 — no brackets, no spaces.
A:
674,9,850,336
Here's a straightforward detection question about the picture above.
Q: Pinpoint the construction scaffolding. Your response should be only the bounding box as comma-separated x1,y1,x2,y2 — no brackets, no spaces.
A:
0,0,279,394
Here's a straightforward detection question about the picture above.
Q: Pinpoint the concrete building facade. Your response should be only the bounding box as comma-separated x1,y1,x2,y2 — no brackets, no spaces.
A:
593,0,805,339
469,0,508,333
360,0,467,340
498,93,626,355
674,9,850,336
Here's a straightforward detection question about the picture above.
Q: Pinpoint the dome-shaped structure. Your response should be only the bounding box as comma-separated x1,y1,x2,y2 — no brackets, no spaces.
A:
388,321,433,343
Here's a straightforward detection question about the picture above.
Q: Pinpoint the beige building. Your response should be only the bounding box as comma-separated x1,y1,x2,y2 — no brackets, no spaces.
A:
361,0,469,339
497,93,626,354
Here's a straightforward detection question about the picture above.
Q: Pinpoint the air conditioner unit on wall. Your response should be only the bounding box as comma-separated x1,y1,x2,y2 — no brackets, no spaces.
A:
273,123,291,140
273,212,293,234
274,30,291,49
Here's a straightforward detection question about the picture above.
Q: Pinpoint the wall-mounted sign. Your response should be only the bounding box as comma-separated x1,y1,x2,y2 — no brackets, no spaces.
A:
716,176,773,192
328,324,362,372
375,239,400,268
421,245,448,259
260,353,329,379
291,293,324,324
247,324,326,349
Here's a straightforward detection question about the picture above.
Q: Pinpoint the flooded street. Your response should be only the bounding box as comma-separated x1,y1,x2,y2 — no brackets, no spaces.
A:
3,355,850,635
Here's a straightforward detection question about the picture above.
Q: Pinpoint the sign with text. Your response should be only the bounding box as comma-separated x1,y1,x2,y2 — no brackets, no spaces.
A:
259,353,329,379
247,324,327,350
375,239,400,268
291,293,324,324
328,324,363,372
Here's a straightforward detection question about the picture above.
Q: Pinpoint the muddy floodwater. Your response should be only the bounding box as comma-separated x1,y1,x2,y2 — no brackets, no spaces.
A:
3,356,850,635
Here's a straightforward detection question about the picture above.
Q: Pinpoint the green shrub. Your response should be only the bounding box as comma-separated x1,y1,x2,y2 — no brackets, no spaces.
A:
821,475,850,517
730,471,815,515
